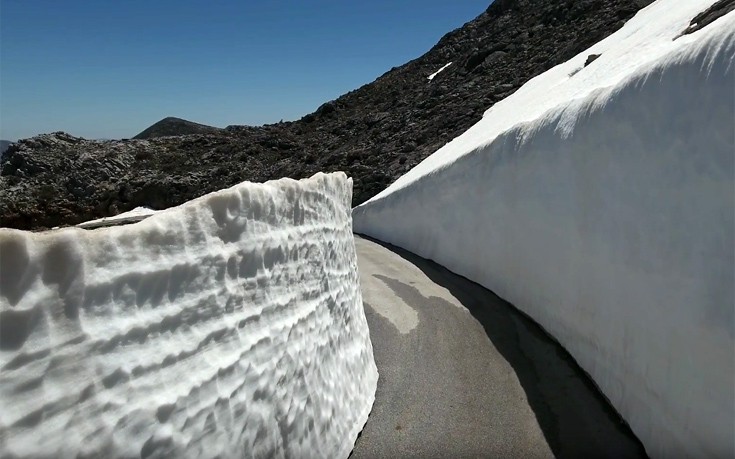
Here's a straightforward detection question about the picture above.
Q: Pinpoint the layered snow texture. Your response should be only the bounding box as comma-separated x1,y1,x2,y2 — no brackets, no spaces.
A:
0,172,378,458
354,1,734,457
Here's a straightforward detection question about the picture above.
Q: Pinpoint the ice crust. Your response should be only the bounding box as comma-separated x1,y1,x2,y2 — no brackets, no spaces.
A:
75,206,158,229
354,1,734,457
0,172,378,458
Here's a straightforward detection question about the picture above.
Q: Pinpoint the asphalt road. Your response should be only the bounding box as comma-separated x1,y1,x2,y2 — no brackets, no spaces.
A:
351,235,647,459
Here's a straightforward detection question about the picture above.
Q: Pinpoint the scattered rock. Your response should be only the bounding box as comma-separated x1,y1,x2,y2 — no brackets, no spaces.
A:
585,53,602,66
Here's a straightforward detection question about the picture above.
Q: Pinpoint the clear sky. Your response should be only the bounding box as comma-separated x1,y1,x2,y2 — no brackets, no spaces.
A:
0,1,490,141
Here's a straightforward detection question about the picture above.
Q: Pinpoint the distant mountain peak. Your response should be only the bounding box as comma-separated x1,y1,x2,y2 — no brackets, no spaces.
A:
133,117,221,139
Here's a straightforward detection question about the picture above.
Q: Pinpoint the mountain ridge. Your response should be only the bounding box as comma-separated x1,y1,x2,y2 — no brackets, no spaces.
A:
1,0,655,230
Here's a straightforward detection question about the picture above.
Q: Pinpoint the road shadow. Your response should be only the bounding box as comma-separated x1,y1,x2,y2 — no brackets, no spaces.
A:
355,234,648,459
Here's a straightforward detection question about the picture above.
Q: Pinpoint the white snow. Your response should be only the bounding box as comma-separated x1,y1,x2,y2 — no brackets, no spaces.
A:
427,62,452,81
0,172,378,458
354,1,734,457
76,206,158,228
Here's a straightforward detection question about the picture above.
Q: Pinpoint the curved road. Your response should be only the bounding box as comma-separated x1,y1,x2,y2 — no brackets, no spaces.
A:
351,235,647,459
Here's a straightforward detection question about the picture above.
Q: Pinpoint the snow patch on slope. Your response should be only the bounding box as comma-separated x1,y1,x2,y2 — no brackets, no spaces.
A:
0,172,378,458
428,62,452,81
354,1,734,457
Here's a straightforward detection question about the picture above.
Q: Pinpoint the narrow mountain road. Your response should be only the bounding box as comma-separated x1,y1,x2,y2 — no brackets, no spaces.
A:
350,235,647,459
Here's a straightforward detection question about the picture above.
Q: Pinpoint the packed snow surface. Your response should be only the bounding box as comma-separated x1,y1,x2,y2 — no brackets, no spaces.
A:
427,62,452,81
0,172,378,458
354,1,734,457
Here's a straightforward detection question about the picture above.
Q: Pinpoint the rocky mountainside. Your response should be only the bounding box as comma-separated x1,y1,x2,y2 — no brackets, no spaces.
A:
133,117,222,139
1,0,654,230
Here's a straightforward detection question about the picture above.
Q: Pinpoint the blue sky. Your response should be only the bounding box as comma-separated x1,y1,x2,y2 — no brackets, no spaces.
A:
0,1,489,140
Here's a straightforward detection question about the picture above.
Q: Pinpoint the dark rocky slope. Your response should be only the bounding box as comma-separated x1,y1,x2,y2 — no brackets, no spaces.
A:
1,0,654,230
0,141,11,158
133,117,222,139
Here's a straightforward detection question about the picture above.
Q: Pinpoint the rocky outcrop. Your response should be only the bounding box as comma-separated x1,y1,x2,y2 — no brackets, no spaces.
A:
0,0,655,230
0,140,11,157
681,0,735,35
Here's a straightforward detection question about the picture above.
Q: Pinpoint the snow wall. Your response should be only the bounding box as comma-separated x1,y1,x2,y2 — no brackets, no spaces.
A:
354,12,734,459
0,172,378,458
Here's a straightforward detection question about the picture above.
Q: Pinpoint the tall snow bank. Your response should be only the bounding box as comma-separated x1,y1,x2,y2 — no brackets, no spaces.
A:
354,1,734,457
0,172,378,458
